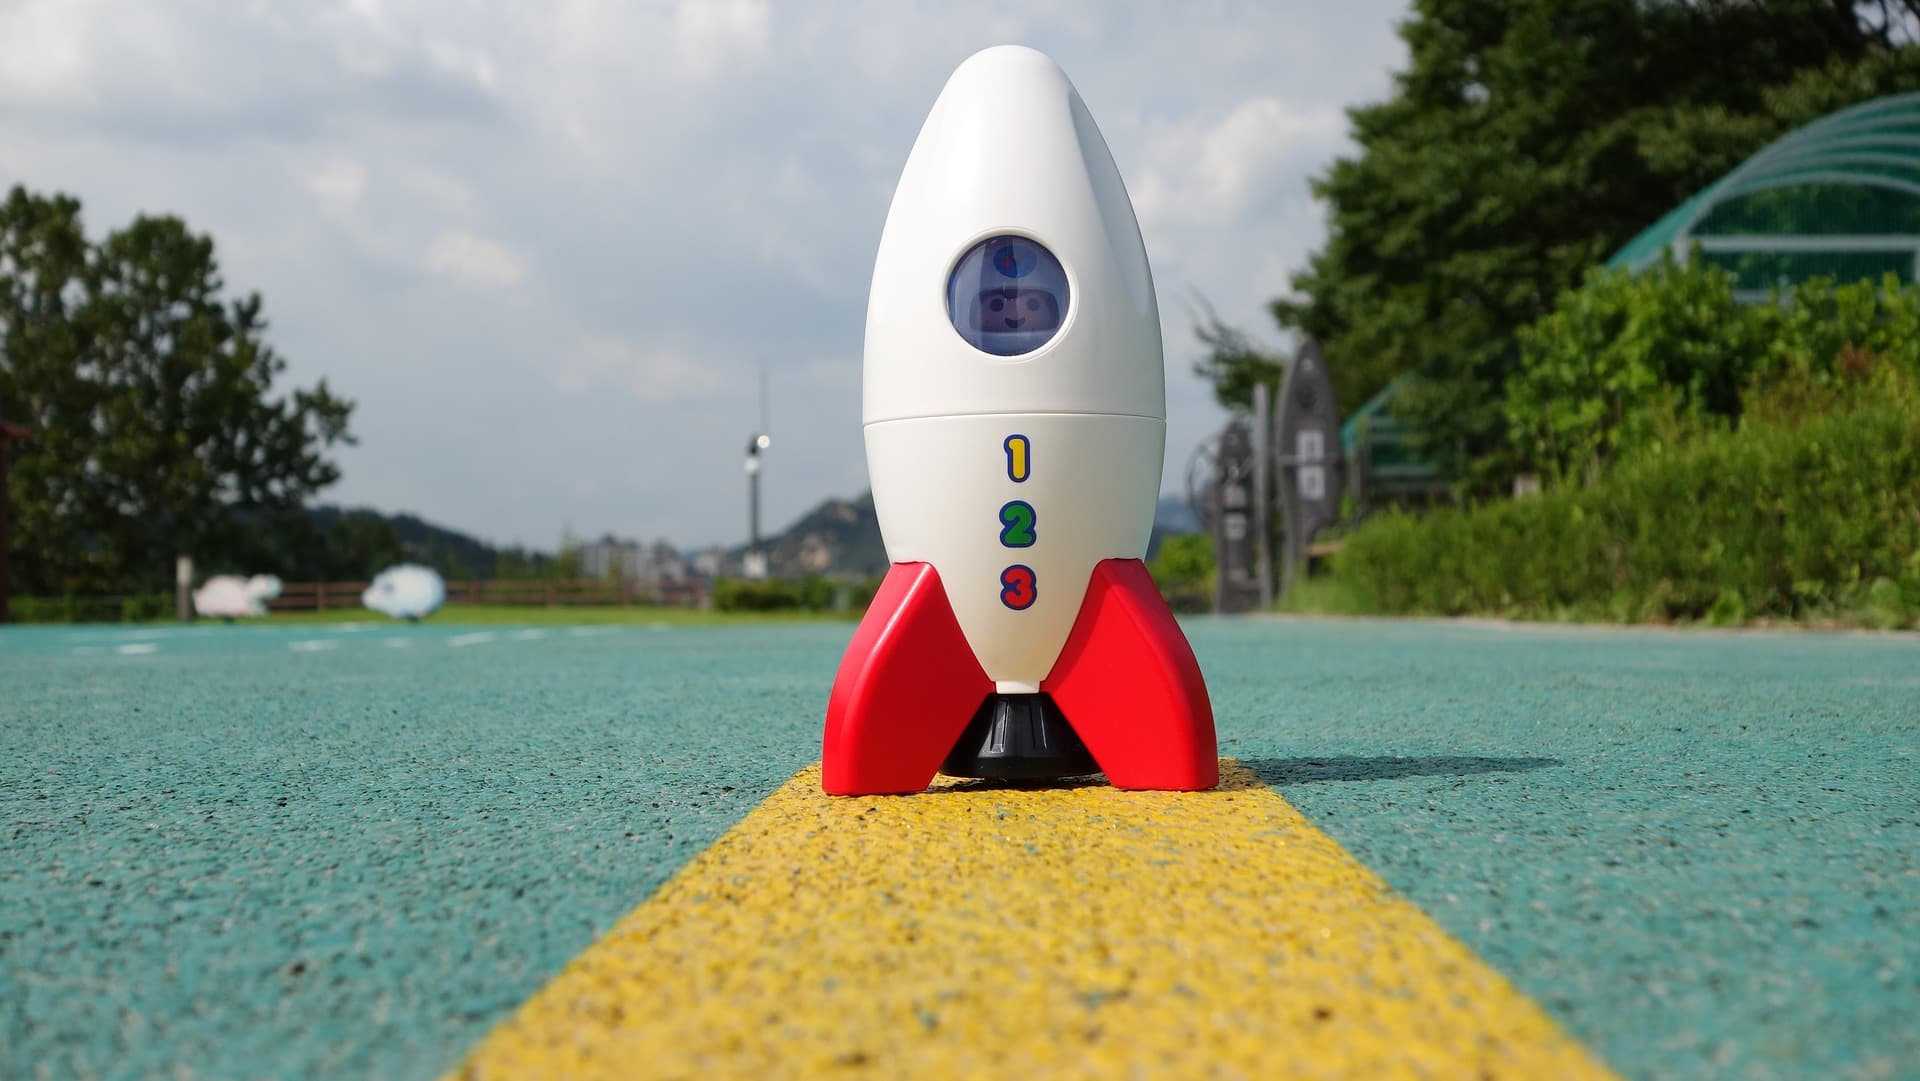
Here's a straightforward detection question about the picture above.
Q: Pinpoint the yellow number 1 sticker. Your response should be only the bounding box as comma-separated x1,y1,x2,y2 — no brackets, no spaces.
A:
1004,434,1030,482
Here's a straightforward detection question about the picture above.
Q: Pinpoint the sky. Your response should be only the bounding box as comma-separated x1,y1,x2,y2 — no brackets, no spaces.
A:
0,0,1409,552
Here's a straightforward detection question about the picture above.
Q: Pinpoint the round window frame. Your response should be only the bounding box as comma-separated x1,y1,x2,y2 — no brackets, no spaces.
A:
942,231,1077,360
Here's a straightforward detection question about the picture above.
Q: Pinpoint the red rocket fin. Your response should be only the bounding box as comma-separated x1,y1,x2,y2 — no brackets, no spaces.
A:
823,562,994,795
1042,558,1218,790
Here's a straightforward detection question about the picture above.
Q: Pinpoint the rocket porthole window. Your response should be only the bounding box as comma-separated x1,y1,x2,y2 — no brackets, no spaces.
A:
947,236,1070,357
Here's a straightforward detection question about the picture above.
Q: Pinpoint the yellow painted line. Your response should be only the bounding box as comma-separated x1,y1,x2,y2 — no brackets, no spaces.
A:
451,762,1618,1080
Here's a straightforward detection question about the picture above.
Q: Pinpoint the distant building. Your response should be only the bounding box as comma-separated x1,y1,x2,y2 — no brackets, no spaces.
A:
576,535,637,580
642,540,687,580
577,535,688,581
691,546,731,579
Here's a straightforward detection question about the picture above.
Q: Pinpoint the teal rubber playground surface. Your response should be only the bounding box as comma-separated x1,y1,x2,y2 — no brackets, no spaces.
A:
2,617,1916,1080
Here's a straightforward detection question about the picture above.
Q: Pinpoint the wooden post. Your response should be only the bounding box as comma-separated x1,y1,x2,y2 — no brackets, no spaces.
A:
468,578,479,605
175,555,193,622
545,580,557,607
316,581,328,612
1251,382,1275,609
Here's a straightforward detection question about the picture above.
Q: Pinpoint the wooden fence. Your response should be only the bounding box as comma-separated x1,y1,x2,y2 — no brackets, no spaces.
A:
267,578,708,612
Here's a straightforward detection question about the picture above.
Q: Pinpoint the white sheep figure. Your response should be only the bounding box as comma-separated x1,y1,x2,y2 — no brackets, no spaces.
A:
362,564,446,622
192,574,283,620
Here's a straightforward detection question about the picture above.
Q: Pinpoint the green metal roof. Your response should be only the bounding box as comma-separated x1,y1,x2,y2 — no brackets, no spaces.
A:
1339,375,1406,456
1608,92,1920,293
1339,375,1446,490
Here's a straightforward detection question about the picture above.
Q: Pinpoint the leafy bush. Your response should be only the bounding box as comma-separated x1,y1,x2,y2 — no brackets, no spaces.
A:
1338,363,1920,627
119,592,174,622
1765,274,1920,385
8,592,173,623
712,574,882,614
1507,259,1751,484
1148,533,1215,613
1507,264,1920,484
713,577,807,612
838,574,886,611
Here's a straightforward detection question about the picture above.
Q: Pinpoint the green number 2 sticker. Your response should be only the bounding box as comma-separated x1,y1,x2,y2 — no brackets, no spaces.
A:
998,500,1036,548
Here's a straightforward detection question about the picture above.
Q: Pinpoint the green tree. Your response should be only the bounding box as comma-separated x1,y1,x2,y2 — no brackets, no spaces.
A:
548,541,583,581
495,546,542,580
1190,302,1285,411
318,511,406,580
0,186,354,594
1204,0,1920,485
441,549,474,582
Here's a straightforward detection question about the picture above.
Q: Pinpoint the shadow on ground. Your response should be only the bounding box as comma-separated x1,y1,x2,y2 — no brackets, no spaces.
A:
919,756,1559,795
1240,755,1561,785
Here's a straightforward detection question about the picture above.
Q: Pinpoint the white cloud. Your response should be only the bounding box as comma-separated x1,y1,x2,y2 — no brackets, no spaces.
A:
389,164,479,217
423,230,528,289
0,0,89,99
424,38,498,91
670,0,772,75
307,158,367,213
555,336,733,404
1133,97,1347,229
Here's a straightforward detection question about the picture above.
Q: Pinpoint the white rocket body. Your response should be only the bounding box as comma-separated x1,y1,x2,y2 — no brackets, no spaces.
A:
863,46,1165,692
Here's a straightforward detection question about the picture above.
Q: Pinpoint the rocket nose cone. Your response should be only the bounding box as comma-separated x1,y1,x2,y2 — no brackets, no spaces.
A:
942,44,1072,105
862,41,1165,424
953,44,1063,79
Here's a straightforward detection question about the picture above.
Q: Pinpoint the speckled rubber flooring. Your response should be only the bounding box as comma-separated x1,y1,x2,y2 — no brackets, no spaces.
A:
2,618,1916,1080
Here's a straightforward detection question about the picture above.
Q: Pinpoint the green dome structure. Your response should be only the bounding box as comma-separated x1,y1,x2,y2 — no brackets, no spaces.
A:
1609,92,1920,298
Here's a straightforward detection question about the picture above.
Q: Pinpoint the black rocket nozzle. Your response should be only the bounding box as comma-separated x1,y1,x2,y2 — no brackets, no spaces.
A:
940,693,1099,781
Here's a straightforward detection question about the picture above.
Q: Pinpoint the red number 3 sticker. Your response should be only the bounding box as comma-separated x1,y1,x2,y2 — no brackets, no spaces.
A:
1000,564,1037,610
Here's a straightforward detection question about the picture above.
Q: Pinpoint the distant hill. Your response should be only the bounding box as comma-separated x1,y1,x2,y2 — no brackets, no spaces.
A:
1154,494,1200,535
1148,494,1203,561
305,505,532,579
752,491,888,578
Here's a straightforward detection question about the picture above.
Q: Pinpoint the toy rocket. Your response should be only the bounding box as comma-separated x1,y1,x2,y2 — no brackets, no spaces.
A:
823,45,1217,796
